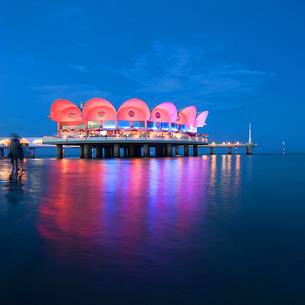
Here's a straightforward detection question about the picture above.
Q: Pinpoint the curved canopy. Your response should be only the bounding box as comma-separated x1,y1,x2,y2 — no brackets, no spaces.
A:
150,102,177,123
82,98,116,121
195,111,208,127
177,106,197,126
117,98,150,121
50,99,83,122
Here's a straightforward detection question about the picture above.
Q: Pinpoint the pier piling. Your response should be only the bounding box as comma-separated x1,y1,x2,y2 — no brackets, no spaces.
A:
129,144,135,157
114,144,120,157
246,145,252,155
143,144,150,157
84,144,92,158
156,145,163,157
166,144,172,156
184,145,189,156
57,144,63,159
193,145,198,156
96,145,103,158
80,144,84,158
123,147,128,157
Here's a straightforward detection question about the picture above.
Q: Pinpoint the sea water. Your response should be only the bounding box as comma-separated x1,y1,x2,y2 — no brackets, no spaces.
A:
0,155,305,305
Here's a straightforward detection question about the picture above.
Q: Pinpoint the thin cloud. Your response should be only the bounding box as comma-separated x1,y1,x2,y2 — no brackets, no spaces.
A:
106,42,274,109
68,64,89,73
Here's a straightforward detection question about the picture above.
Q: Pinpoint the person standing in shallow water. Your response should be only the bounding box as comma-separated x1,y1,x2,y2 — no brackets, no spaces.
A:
8,135,24,175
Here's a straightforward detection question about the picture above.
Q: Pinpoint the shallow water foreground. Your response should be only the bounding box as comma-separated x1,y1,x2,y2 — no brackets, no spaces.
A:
0,155,305,305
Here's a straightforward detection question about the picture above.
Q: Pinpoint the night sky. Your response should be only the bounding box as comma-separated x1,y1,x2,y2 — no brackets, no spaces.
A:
1,0,304,152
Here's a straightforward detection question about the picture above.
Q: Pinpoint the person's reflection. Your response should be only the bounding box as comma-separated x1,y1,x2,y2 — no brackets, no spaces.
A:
4,175,24,204
0,160,25,204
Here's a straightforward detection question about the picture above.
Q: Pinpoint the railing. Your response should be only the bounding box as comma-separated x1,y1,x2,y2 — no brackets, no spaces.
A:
42,135,209,143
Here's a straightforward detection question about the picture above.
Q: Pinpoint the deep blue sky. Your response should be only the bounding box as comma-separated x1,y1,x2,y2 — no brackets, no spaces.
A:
1,0,304,152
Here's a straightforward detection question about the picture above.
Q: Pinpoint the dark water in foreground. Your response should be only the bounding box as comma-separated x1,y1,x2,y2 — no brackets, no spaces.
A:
0,155,305,305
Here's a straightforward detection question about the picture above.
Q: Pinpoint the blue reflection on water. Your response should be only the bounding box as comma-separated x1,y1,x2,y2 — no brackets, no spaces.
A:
1,155,305,305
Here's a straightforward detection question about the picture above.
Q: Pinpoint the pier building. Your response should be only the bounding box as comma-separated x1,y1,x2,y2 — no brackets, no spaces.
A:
0,98,257,159
49,98,208,139
43,98,213,158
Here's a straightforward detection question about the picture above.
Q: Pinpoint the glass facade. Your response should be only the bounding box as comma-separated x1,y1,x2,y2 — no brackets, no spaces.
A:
61,123,86,130
88,121,100,129
102,120,116,129
133,121,145,129
160,122,170,130
118,120,131,129
178,124,186,131
171,123,178,131
147,121,158,130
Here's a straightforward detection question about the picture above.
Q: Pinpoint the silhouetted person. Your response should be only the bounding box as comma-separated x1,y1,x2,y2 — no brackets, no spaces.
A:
8,135,24,176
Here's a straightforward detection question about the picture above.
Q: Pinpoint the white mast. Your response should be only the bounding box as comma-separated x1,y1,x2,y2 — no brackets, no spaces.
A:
248,122,252,144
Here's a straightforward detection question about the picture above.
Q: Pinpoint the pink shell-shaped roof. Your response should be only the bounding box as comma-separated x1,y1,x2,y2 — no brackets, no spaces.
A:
50,99,83,122
177,106,197,126
82,98,116,121
195,111,208,127
150,102,177,123
117,98,150,121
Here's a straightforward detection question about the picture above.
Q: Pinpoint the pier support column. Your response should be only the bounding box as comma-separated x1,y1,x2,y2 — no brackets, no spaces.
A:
184,145,189,156
124,147,128,157
84,144,92,159
135,145,142,157
57,144,63,159
129,144,135,157
193,145,198,156
210,147,214,155
156,145,163,157
143,144,150,157
80,144,84,158
246,145,252,155
166,144,172,156
104,146,110,158
114,144,120,157
110,145,114,157
175,146,179,156
0,148,4,158
228,146,232,155
96,145,103,158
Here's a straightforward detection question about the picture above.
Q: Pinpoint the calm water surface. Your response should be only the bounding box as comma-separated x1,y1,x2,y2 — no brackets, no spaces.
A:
0,155,305,305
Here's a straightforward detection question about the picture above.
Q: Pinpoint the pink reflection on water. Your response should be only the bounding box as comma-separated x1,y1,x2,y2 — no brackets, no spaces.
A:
37,158,210,266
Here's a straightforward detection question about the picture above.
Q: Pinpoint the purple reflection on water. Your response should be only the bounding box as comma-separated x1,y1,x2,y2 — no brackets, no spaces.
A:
36,158,210,269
